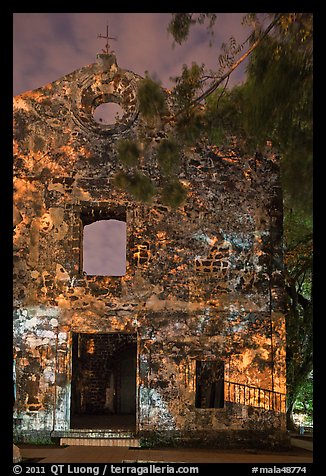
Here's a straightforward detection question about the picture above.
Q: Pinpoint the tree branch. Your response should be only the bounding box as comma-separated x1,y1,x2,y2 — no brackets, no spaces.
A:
165,13,283,123
215,75,230,109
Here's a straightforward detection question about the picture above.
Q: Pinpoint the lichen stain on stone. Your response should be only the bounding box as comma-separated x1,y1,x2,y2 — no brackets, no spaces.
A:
55,264,70,281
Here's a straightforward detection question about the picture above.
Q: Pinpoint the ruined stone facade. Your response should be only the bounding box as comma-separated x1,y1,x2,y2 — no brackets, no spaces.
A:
13,53,287,448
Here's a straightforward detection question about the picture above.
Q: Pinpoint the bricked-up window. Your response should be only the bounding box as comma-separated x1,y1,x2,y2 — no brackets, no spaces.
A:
195,360,224,408
81,210,126,276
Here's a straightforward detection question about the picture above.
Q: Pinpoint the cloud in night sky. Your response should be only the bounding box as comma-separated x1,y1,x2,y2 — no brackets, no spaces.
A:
13,12,251,95
13,13,253,275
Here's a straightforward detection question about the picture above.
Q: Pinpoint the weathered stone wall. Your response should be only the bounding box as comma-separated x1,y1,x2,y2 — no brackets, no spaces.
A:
13,53,287,446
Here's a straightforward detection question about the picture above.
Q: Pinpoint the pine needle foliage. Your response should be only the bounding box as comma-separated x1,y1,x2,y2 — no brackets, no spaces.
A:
161,179,188,208
171,62,205,110
137,74,167,120
167,13,217,45
175,109,206,145
167,13,194,44
114,171,156,203
116,139,140,167
156,138,180,176
243,26,313,215
205,86,246,147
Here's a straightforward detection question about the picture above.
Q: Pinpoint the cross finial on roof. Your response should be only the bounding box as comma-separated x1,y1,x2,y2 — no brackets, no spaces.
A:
97,24,117,55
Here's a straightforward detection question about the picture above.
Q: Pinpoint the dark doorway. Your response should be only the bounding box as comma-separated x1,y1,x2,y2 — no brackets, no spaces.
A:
195,360,224,409
70,333,137,430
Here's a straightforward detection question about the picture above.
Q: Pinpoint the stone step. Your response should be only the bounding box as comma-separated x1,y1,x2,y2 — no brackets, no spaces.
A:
58,429,140,447
56,430,135,438
60,437,140,447
290,437,313,452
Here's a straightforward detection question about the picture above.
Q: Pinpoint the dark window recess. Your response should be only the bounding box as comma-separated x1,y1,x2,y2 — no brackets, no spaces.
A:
81,207,126,225
195,360,224,408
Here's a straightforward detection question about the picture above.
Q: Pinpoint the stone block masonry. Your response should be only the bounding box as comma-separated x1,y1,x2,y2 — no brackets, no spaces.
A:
13,52,287,448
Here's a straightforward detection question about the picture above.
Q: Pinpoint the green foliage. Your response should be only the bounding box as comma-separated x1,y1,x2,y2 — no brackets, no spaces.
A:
137,74,167,121
217,36,244,76
293,372,313,419
167,13,194,45
167,13,313,219
156,138,180,176
272,13,313,53
245,36,312,141
171,62,205,110
281,148,313,218
203,18,313,219
284,216,313,428
161,179,188,208
167,13,217,45
113,170,133,190
114,171,156,203
116,139,140,167
114,169,187,209
244,18,313,216
175,109,206,145
205,85,246,147
284,209,312,255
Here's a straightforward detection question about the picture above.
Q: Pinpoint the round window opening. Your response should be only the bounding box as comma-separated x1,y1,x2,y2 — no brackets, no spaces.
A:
93,102,124,126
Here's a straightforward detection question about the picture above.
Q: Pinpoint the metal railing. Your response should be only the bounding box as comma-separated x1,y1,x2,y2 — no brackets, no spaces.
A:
225,380,286,413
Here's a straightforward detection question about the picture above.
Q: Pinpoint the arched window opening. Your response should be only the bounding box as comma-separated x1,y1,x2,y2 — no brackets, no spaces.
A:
83,219,126,276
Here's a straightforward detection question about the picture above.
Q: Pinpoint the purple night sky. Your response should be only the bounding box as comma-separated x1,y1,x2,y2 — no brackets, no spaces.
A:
13,13,253,275
13,13,251,95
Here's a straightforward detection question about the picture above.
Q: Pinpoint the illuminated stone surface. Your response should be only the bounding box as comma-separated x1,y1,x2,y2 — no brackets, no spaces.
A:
13,53,287,448
13,444,22,463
